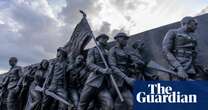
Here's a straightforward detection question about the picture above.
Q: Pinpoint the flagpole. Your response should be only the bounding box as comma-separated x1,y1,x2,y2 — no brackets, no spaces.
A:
79,10,124,102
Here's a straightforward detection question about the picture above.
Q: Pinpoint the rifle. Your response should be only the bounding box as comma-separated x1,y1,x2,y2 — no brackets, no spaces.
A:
146,61,177,75
90,32,124,102
146,60,192,80
35,63,55,92
34,61,74,108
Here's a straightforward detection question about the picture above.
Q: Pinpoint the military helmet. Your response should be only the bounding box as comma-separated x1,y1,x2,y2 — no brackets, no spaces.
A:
114,32,129,40
96,34,109,41
57,47,68,58
181,16,197,26
9,57,18,63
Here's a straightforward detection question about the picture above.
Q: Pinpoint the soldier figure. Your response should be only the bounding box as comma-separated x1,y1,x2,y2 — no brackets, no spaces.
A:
19,66,38,110
78,34,113,110
5,57,22,110
0,75,9,110
0,83,6,110
47,47,68,110
25,59,49,110
129,40,146,80
108,33,137,110
162,16,198,80
66,55,88,110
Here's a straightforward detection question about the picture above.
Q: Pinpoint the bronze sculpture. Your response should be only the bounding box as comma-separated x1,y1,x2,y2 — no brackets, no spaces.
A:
0,9,205,110
162,16,199,80
25,59,49,110
78,34,113,110
4,57,23,110
108,33,137,110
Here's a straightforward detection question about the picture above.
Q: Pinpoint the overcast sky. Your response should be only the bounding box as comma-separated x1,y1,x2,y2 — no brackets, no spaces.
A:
0,0,208,73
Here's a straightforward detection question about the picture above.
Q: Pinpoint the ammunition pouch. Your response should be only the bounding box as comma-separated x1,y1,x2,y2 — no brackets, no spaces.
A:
173,49,195,58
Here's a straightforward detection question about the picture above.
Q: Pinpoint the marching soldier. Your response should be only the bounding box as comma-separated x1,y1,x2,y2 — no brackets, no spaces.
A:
78,34,113,110
129,40,146,80
5,57,23,110
47,47,69,110
0,74,9,110
162,16,199,80
66,55,89,110
25,59,49,110
108,33,138,110
0,82,7,110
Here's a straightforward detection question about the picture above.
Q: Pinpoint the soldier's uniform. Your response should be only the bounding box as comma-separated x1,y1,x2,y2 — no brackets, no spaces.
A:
162,28,198,80
108,32,143,110
0,80,8,110
127,45,146,80
25,68,46,110
40,61,56,110
48,60,68,110
108,45,134,110
0,74,8,110
66,63,88,108
6,66,22,110
78,45,113,110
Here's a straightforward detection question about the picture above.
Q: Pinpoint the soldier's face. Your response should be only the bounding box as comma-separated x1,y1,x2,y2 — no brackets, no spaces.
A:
41,60,49,70
118,37,128,46
57,51,61,58
98,37,108,45
136,42,144,49
187,20,198,32
9,59,17,67
75,55,84,64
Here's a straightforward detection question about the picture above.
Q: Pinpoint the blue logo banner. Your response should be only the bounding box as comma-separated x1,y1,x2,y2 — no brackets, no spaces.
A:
133,81,208,110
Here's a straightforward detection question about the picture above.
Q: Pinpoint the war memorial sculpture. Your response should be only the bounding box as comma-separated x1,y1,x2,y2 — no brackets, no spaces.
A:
0,10,208,110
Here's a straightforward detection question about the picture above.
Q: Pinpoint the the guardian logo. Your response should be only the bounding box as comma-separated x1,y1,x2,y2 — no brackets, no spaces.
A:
136,83,197,103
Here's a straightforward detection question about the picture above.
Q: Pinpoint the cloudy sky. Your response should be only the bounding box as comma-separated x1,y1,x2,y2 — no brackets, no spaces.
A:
0,0,208,73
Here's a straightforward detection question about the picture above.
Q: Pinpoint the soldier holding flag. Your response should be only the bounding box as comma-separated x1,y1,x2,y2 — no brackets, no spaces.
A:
78,34,113,110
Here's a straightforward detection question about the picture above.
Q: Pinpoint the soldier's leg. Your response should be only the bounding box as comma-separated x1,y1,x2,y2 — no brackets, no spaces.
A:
56,88,68,110
87,100,99,110
2,92,8,110
68,88,79,108
78,85,98,110
97,89,113,110
32,91,42,109
7,89,18,110
25,89,42,110
122,89,133,110
115,88,133,110
41,94,54,110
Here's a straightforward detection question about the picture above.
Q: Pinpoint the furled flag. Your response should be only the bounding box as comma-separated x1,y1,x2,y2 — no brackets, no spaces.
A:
64,10,92,63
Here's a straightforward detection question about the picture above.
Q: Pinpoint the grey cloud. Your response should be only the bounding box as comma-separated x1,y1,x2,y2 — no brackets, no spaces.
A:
0,0,105,73
0,0,65,71
94,21,130,39
60,0,102,26
110,0,149,11
0,0,161,73
198,6,208,15
94,21,111,36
